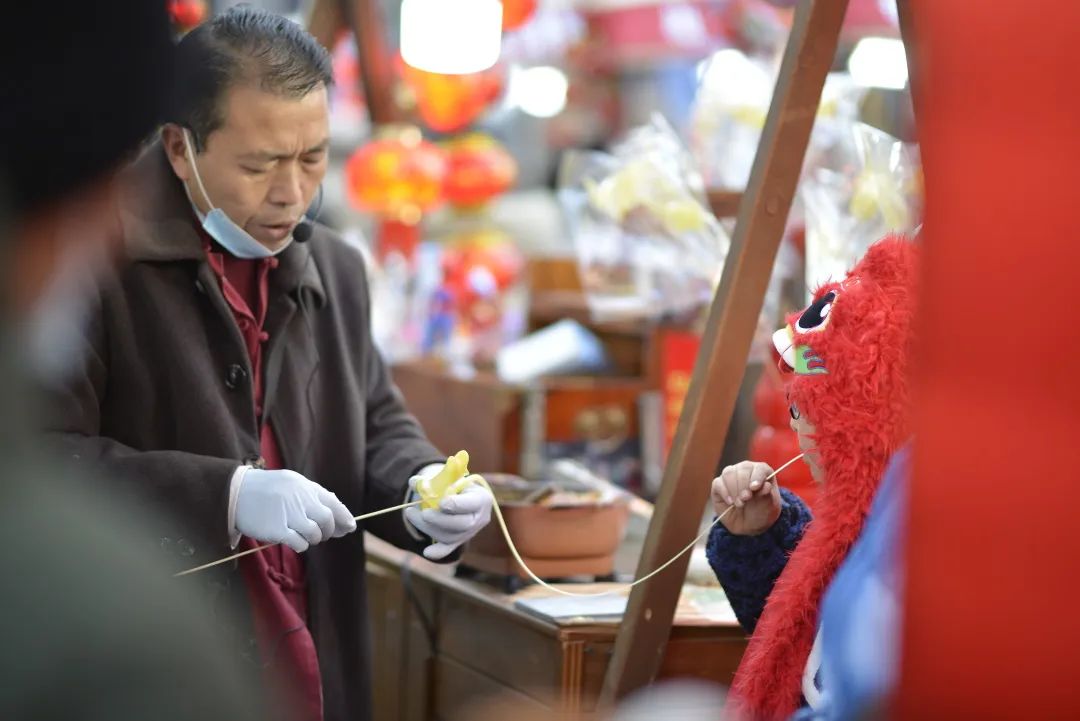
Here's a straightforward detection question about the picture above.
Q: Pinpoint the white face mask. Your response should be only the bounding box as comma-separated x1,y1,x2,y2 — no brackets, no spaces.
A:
182,129,290,259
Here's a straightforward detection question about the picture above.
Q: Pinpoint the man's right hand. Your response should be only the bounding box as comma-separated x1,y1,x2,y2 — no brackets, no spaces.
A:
711,461,782,536
234,469,357,552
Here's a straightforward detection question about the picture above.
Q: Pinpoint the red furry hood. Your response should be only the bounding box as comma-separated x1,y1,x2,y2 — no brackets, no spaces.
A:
729,235,918,720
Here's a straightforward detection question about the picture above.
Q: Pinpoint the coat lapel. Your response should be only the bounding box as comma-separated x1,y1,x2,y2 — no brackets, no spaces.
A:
263,244,324,472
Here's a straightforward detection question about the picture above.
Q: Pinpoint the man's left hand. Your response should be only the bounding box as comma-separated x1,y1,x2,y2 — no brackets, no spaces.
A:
405,477,493,561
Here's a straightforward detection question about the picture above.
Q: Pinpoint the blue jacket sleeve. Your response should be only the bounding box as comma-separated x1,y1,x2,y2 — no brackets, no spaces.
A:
706,487,813,633
817,443,911,721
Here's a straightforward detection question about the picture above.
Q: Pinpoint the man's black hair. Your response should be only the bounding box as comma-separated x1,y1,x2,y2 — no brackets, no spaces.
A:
170,5,333,150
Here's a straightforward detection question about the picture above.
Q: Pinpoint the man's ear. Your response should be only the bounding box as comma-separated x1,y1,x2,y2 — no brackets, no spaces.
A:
160,124,192,183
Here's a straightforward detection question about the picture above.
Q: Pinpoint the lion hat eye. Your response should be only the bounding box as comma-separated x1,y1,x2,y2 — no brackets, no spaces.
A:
772,288,840,373
795,290,837,334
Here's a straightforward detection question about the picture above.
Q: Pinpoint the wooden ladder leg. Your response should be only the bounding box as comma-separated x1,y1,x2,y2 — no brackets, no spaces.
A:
308,0,402,127
341,0,402,126
306,0,344,51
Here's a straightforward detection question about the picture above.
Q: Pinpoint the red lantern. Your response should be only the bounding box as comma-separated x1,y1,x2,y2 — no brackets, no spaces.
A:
441,230,524,303
398,57,505,134
749,424,779,468
168,0,207,30
344,126,448,262
501,0,538,31
345,127,447,217
752,370,792,429
438,228,525,362
443,134,517,208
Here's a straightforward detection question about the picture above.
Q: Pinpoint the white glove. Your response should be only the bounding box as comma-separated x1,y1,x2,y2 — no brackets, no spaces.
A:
234,469,357,553
404,473,493,561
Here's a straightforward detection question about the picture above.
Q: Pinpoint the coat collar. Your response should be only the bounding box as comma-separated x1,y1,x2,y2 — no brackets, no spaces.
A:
119,141,325,306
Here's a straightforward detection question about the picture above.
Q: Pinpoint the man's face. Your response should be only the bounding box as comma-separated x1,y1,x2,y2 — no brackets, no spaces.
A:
167,83,330,249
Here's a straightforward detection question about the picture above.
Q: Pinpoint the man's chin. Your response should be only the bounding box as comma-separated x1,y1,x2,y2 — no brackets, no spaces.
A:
249,229,292,251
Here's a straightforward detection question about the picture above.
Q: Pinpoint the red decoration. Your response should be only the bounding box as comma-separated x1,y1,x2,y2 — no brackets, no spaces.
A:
443,134,518,208
501,0,538,31
436,229,525,362
752,369,791,429
578,2,727,72
748,424,778,468
658,328,700,461
441,232,523,311
345,126,448,263
168,0,207,29
344,127,447,218
398,57,504,134
375,218,423,264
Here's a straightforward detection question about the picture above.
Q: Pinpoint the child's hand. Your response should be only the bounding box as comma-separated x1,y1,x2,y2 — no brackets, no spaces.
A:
711,461,781,536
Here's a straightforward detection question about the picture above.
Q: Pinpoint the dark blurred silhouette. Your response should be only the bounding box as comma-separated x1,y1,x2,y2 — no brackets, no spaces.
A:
0,1,265,718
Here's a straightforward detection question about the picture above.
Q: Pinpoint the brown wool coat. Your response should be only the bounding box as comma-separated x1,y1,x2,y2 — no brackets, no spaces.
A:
42,144,446,721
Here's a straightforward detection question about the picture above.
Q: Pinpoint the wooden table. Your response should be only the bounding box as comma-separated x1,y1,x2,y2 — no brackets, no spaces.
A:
365,536,748,721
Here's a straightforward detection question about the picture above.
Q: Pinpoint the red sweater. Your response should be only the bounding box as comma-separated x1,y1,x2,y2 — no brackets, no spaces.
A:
205,241,324,721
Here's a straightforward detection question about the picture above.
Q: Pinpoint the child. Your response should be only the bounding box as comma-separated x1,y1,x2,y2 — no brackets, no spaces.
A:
706,236,919,720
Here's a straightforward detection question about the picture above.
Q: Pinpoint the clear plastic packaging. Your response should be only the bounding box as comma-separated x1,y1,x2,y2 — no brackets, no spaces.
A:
801,122,922,289
558,114,730,322
690,49,776,191
691,53,866,194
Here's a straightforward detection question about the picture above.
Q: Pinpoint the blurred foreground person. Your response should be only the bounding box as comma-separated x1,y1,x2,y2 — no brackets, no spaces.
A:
896,1,1080,718
0,2,264,718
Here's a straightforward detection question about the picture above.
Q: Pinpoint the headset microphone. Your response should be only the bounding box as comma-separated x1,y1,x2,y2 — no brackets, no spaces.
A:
293,184,324,243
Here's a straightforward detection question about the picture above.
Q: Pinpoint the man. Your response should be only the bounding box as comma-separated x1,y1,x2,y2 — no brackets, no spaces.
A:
44,7,492,721
1,1,265,719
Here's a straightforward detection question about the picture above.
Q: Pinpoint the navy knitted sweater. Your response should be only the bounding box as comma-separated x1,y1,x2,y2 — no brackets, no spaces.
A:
705,488,813,633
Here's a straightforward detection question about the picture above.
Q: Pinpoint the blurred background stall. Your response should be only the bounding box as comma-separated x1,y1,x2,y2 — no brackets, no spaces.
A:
166,2,920,718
